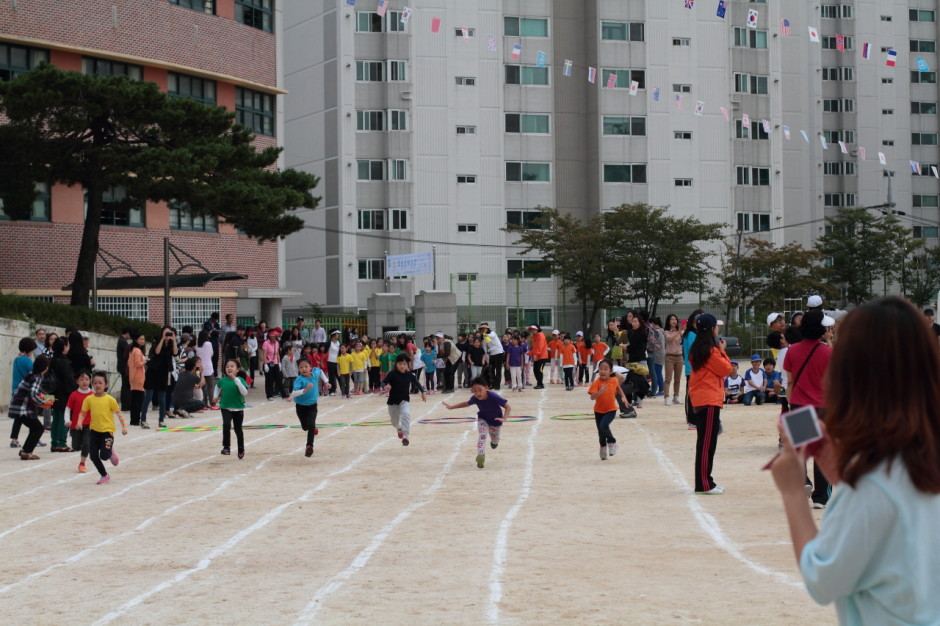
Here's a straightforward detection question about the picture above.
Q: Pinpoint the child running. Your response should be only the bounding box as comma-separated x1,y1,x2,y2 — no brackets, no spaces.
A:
381,353,426,446
79,372,127,484
444,376,510,468
291,357,329,457
65,370,94,472
589,359,629,460
212,359,249,458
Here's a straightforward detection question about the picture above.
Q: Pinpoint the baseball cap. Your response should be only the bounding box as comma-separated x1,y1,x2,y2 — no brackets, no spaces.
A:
766,312,783,326
528,324,541,331
434,332,444,338
79,330,89,339
750,354,762,362
330,329,340,336
552,329,560,335
695,314,724,331
807,295,823,308
822,315,835,327
576,331,584,336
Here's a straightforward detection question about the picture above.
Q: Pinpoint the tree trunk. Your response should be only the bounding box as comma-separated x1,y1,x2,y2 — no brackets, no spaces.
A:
70,177,103,307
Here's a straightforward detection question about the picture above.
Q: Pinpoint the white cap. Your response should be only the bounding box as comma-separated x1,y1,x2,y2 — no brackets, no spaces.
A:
552,329,560,334
575,331,584,336
822,315,836,327
766,312,782,326
434,332,444,338
79,330,90,339
807,295,823,308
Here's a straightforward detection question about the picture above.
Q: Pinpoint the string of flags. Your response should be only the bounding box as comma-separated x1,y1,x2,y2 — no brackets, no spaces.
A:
342,0,940,178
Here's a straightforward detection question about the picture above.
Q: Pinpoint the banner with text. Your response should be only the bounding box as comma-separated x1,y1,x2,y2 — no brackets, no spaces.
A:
386,251,433,277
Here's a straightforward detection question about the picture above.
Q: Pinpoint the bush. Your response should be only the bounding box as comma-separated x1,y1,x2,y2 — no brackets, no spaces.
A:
0,293,162,339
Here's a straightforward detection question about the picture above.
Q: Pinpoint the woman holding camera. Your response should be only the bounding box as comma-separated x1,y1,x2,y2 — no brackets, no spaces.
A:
141,327,178,429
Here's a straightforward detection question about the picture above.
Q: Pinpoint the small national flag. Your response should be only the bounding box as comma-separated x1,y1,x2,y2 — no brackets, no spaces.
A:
588,67,597,83
431,16,441,33
862,42,871,59
878,152,887,165
563,59,573,77
886,49,897,67
511,43,522,60
762,119,771,134
801,130,810,143
783,125,791,140
694,101,704,116
537,51,546,67
780,18,790,36
820,135,828,150
676,93,684,109
808,26,820,43
487,34,497,51
932,166,939,179
742,113,750,126
747,9,758,28
917,57,930,72
836,34,845,52
461,26,470,41
376,0,388,18
859,147,866,160
721,106,729,121
838,141,848,154
607,73,617,89
630,80,639,96
685,0,695,8
911,160,922,175
716,0,727,19
653,87,661,102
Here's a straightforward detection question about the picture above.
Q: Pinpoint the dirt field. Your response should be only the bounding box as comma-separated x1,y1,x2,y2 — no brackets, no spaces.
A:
1,382,837,625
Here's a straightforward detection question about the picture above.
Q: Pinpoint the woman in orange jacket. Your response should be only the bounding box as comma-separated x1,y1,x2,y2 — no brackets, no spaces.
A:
526,324,549,389
688,313,732,495
127,332,147,426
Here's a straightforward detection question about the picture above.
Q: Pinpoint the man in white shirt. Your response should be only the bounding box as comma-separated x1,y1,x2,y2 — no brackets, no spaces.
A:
479,323,505,390
742,354,767,405
310,319,327,344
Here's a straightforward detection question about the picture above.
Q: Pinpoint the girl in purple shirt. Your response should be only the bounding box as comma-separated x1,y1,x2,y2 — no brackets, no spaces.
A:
443,376,511,469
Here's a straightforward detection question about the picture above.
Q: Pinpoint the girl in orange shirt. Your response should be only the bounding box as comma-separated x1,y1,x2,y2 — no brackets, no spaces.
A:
688,313,732,494
127,332,147,427
526,325,549,389
559,335,578,390
547,331,562,384
575,331,592,386
588,359,629,460
590,334,610,381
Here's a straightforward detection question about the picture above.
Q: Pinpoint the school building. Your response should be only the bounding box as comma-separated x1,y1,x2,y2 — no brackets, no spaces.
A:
0,0,296,329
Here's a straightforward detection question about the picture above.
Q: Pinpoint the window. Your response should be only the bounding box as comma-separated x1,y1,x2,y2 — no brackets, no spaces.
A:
601,69,646,89
235,0,272,32
823,98,841,112
736,167,770,186
881,15,892,22
733,28,768,48
235,87,274,136
357,160,385,181
94,296,149,321
824,193,856,207
674,179,693,187
169,201,217,232
820,5,838,18
736,212,770,232
603,164,647,183
883,140,895,146
504,17,548,37
674,131,693,140
506,162,550,182
506,209,545,229
356,61,384,82
457,175,476,184
357,209,408,231
914,195,940,207
824,162,856,176
0,43,48,82
505,65,550,85
358,259,385,280
735,120,750,139
506,259,550,279
457,224,477,233
821,67,853,81
733,73,768,94
911,40,937,53
882,77,894,84
171,297,220,328
81,56,142,80
168,72,216,105
824,129,855,143
505,113,551,133
912,71,938,84
822,36,853,50
455,76,476,86
357,110,385,131
913,133,939,145
601,21,645,42
388,208,408,230
735,120,768,140
456,125,476,135
673,37,691,47
842,5,853,18
883,108,894,115
357,11,383,32
912,101,938,114
910,9,936,22
914,226,940,239
457,273,478,282
672,83,692,93
914,164,938,177
387,11,406,32
0,183,50,221
170,0,214,13
388,109,408,131
387,60,407,82
602,116,646,136
507,308,552,329
388,159,408,181
454,27,475,37
87,186,145,227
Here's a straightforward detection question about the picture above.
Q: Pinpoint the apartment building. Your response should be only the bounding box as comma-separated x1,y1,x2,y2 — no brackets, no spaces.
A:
284,1,940,326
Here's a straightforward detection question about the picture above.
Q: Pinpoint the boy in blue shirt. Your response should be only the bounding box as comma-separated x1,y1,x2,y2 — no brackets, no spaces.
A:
420,344,438,395
291,358,330,458
763,357,783,404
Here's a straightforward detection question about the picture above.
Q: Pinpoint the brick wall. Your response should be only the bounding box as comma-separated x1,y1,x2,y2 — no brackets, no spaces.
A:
0,0,276,87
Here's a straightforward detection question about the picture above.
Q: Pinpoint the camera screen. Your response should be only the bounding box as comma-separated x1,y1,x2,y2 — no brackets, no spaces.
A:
784,408,822,447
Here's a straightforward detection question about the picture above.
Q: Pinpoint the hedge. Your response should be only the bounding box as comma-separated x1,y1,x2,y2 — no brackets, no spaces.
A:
0,293,162,339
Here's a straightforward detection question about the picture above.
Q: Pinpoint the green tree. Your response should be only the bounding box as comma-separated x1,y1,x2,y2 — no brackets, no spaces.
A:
708,236,763,322
603,203,723,317
0,64,319,307
505,207,627,334
902,242,940,307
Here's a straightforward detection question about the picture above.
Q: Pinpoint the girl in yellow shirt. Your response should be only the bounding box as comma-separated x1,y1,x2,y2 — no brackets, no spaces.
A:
336,345,354,398
368,339,383,393
79,372,127,485
349,343,368,395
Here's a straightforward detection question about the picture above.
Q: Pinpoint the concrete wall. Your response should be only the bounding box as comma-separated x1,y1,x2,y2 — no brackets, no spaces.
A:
1,318,119,411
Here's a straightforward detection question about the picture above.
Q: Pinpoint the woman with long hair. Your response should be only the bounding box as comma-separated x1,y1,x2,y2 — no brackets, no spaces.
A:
663,314,683,405
687,314,731,494
772,297,940,623
127,331,147,426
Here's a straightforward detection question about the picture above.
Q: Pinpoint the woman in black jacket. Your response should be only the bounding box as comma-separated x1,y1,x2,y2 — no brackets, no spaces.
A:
142,327,178,429
49,337,77,452
625,315,649,408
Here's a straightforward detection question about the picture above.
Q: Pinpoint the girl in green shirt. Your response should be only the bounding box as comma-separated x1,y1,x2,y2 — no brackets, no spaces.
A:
212,359,248,459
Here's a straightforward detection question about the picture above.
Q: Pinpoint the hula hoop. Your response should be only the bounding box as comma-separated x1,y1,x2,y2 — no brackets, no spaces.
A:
351,420,392,426
418,415,537,424
550,413,594,421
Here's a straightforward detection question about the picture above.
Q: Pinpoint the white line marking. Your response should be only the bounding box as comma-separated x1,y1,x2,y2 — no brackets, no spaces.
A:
486,392,544,624
296,405,465,623
634,422,803,589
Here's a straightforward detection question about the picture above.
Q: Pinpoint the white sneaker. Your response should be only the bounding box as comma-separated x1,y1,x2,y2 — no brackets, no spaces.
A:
673,395,681,405
599,446,608,460
699,486,724,495
635,398,643,408
607,442,618,456
664,396,672,406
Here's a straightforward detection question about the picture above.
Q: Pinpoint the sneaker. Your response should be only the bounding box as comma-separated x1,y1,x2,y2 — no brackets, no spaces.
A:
476,453,485,468
599,446,608,460
608,442,619,456
159,422,166,428
534,385,544,390
490,442,498,449
635,398,644,408
699,485,724,495
36,441,46,447
305,445,313,458
96,475,111,485
238,449,245,459
812,501,826,510
402,437,409,447
619,409,637,419
209,405,220,410
140,422,151,429
397,429,404,440
804,481,813,497
77,463,87,473
176,409,191,419
687,424,697,430
664,397,672,406
110,450,119,466
673,395,681,405
9,440,20,448
313,427,319,436
221,447,231,455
